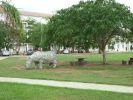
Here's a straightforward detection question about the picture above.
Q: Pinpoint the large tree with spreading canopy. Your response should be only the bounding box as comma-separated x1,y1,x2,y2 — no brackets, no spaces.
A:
45,0,133,64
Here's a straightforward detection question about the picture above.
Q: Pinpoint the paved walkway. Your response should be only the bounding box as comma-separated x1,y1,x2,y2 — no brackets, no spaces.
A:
0,77,133,93
0,57,8,60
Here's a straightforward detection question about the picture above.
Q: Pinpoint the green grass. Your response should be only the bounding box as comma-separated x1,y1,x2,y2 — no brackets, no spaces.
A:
57,52,133,62
0,53,133,86
0,83,133,100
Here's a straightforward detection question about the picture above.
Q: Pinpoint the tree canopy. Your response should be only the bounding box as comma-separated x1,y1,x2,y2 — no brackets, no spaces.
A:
44,0,133,64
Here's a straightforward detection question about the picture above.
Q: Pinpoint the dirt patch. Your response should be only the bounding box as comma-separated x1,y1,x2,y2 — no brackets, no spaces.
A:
12,65,25,70
47,68,78,74
51,60,130,68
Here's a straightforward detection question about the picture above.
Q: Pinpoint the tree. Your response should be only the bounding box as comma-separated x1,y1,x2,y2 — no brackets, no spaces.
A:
31,23,42,49
79,0,132,64
46,6,93,52
29,21,48,50
71,0,131,64
0,1,22,28
23,18,50,51
46,0,133,64
22,18,37,43
0,1,23,44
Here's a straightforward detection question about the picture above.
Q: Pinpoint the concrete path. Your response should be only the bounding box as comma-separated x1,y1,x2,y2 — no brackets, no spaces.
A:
0,57,8,60
0,77,133,94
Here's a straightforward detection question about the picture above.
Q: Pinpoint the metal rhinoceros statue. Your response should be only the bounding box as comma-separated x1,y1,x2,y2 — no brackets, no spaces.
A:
26,51,57,69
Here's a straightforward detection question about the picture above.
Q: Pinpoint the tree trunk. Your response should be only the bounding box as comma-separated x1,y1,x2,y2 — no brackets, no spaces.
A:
98,49,102,54
102,49,107,64
85,49,90,53
71,46,75,53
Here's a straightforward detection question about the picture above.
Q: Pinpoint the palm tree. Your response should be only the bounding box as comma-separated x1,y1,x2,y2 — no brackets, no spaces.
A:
0,1,22,29
0,1,23,51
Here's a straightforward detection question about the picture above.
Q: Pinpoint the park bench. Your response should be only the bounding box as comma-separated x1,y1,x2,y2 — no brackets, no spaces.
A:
122,58,133,65
128,58,133,65
70,58,87,66
122,60,127,65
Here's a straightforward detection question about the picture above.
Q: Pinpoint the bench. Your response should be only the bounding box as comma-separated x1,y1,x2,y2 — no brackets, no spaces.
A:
70,58,87,66
76,58,87,66
128,58,133,65
122,60,127,65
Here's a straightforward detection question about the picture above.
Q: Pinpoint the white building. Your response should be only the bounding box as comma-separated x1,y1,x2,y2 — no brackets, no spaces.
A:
108,41,133,52
89,41,133,53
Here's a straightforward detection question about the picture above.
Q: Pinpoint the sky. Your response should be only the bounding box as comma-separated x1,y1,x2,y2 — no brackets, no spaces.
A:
10,0,133,14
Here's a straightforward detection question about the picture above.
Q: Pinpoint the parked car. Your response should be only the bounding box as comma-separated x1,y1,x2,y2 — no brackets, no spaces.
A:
1,50,10,56
26,49,34,55
63,49,69,54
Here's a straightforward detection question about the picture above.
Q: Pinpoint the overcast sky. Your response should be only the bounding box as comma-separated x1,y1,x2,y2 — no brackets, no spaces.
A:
10,0,133,14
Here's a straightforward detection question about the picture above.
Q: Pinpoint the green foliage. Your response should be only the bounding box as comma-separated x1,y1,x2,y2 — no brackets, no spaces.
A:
23,18,37,43
45,0,133,64
31,23,42,48
0,21,14,49
0,1,23,47
39,24,50,50
23,18,50,50
1,1,22,29
30,21,47,49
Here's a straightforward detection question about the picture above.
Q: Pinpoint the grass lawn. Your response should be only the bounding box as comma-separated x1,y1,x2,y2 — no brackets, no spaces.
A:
0,52,133,86
0,83,133,100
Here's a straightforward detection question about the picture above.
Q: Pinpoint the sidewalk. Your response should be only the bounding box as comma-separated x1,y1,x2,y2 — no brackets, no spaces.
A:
0,57,8,60
0,77,133,93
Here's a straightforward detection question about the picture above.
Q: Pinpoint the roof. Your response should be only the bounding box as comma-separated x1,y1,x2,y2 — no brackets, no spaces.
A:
0,6,52,17
20,10,52,17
